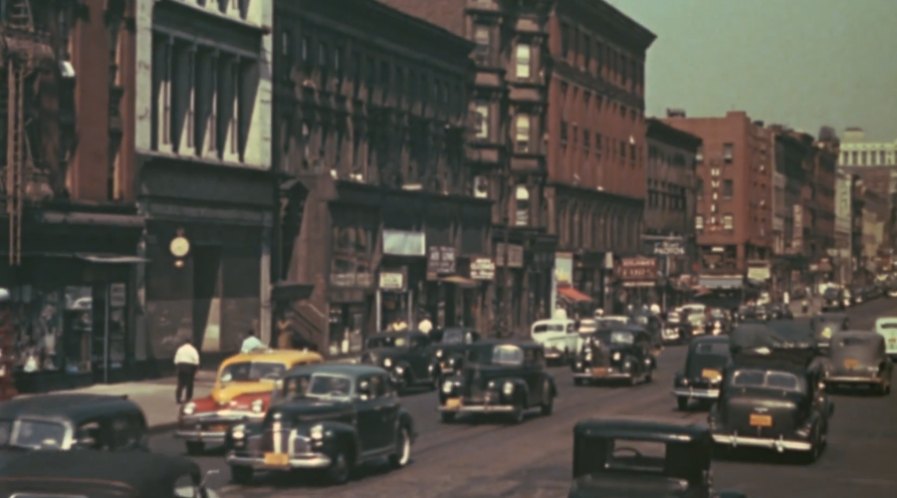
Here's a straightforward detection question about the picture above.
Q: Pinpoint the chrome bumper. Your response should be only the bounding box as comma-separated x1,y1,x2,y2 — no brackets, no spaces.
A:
439,403,515,414
672,387,720,399
826,375,884,384
175,429,227,443
227,452,331,470
712,433,812,452
572,370,632,380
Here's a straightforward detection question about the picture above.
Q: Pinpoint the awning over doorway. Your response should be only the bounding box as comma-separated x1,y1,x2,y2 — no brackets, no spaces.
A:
697,275,744,289
440,275,479,288
557,286,593,303
75,253,149,264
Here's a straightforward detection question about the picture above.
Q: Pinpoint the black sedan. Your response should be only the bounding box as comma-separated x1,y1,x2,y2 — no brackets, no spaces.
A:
673,335,731,410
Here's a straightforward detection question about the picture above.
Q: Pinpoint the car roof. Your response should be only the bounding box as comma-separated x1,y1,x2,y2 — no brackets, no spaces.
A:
574,418,711,445
284,362,386,379
0,394,143,423
220,349,323,368
875,317,897,324
0,450,199,495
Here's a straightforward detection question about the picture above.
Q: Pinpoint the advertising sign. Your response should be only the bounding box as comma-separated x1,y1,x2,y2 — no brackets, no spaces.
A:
379,269,407,291
554,252,574,286
383,229,426,257
618,257,658,287
470,258,496,280
653,240,685,256
427,246,456,275
495,243,524,268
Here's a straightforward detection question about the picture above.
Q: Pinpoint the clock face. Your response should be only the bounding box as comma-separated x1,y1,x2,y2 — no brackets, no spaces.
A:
169,236,191,258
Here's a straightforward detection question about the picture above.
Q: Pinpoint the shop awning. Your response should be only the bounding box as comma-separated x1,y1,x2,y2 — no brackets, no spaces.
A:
441,275,479,288
698,275,743,289
557,286,593,303
76,253,149,264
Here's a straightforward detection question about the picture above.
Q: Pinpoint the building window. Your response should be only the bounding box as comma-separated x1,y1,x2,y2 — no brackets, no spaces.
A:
696,145,703,164
474,25,490,64
723,179,733,198
515,43,531,78
880,150,886,164
629,143,636,164
281,30,291,57
475,104,489,139
723,214,734,230
696,178,704,199
560,121,568,145
695,215,703,230
723,143,734,163
583,128,590,152
582,34,590,68
561,23,570,59
620,141,626,160
515,114,530,152
301,36,310,63
595,132,602,159
515,185,530,226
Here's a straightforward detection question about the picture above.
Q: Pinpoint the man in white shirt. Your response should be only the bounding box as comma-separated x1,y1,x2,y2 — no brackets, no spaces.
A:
173,338,200,403
240,329,266,353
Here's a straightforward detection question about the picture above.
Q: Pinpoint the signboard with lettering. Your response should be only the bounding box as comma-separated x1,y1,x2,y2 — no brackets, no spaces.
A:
495,243,524,268
427,246,456,275
470,257,496,280
618,257,658,286
379,269,406,291
653,240,685,256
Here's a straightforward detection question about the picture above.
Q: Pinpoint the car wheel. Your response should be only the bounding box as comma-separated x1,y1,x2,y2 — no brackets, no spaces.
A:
326,448,352,485
230,465,253,485
645,369,654,383
801,428,822,464
676,397,689,411
389,427,412,468
185,441,204,455
541,386,554,416
440,412,456,423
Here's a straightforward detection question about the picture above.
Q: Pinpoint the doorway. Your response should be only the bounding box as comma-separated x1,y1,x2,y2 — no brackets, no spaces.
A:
193,246,222,352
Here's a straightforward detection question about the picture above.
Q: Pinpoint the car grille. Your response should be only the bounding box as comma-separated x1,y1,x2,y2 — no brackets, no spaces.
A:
262,427,291,453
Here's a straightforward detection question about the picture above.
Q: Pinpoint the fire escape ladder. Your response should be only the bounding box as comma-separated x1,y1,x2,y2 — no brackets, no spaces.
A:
7,0,35,31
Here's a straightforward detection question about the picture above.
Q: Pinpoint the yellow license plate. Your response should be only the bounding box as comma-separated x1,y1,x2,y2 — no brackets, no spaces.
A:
843,358,859,369
263,452,290,467
749,414,772,427
592,367,609,376
701,369,721,380
444,398,462,410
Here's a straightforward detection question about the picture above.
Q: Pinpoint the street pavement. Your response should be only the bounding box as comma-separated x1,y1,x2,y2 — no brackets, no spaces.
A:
140,297,897,498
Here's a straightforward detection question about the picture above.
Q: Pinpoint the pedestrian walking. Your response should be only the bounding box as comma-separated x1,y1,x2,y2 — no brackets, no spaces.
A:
173,338,200,404
240,329,266,353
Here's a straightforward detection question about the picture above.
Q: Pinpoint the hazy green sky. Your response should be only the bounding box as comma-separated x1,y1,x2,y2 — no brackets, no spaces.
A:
606,0,897,141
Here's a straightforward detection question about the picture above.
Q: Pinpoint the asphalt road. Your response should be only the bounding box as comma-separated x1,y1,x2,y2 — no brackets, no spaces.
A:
150,297,897,498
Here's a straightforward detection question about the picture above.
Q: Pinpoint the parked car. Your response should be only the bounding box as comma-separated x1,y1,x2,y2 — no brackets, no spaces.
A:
571,325,656,386
530,318,579,364
709,324,833,462
821,331,893,395
629,311,664,352
686,311,708,337
673,335,731,410
361,331,435,391
0,394,146,451
706,308,733,335
176,348,323,454
438,341,557,424
430,326,481,383
765,303,793,320
810,312,850,351
821,287,846,311
875,316,897,359
226,363,415,485
568,418,747,498
0,449,220,498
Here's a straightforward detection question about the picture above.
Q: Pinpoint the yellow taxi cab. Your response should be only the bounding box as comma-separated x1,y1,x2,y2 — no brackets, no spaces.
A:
175,348,322,454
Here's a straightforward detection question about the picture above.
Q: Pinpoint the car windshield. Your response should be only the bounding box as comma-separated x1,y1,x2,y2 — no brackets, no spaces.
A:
710,310,726,319
823,288,840,299
533,323,571,334
694,342,729,356
366,335,408,348
632,316,649,325
305,373,353,399
466,344,524,366
687,313,704,324
731,369,804,393
9,420,68,449
441,329,467,344
609,331,635,345
219,362,286,384
836,337,876,348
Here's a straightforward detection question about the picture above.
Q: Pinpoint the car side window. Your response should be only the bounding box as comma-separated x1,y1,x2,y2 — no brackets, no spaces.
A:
75,420,105,450
368,375,384,399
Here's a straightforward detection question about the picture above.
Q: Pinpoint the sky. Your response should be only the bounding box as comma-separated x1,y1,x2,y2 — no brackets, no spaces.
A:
606,0,897,141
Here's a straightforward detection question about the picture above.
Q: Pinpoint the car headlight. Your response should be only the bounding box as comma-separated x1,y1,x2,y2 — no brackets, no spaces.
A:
232,424,246,440
442,380,454,394
584,350,593,361
309,424,325,440
448,357,456,366
612,352,621,361
395,365,404,374
182,402,196,416
487,380,496,389
436,349,444,359
275,379,284,391
251,399,264,413
383,357,393,368
502,381,515,397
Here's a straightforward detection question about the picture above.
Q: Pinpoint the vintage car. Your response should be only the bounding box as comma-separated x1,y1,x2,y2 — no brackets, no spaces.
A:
809,312,849,350
629,311,664,351
709,324,834,462
360,331,435,391
821,287,846,311
430,326,481,383
438,341,557,424
821,331,893,395
674,335,731,410
875,316,897,359
0,393,147,451
568,418,746,498
686,310,708,337
706,308,733,336
0,449,219,498
572,325,656,386
225,363,415,485
176,348,323,454
530,318,579,364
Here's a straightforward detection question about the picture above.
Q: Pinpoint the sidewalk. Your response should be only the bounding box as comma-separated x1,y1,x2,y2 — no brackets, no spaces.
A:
18,370,217,433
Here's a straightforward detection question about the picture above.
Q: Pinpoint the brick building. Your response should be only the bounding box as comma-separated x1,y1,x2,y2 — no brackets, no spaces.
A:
664,111,773,288
1,0,144,391
271,0,491,354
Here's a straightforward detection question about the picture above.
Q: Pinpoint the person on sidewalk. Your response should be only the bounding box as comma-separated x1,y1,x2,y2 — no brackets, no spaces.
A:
173,338,200,404
240,329,266,353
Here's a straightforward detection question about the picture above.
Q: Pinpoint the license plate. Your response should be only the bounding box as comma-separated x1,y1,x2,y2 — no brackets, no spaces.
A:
208,424,228,432
701,369,721,380
592,367,609,376
843,358,859,369
263,452,290,467
444,398,462,410
749,414,772,427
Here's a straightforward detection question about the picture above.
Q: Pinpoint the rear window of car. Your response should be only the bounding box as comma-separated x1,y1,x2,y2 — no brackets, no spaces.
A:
878,322,897,330
823,288,840,299
731,369,804,393
695,343,729,356
219,362,287,383
492,345,524,366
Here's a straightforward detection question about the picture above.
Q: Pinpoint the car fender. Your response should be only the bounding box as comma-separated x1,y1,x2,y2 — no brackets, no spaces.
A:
547,375,558,398
492,377,529,404
314,421,362,462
